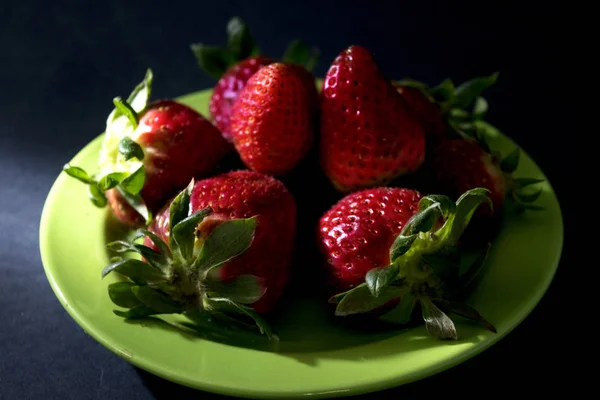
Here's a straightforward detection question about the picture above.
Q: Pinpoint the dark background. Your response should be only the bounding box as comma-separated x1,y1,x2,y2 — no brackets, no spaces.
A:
0,1,576,399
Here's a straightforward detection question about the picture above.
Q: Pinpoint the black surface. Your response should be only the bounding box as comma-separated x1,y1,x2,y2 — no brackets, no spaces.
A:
1,1,576,399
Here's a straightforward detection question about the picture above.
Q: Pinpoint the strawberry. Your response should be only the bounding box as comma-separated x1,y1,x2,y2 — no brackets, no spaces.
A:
318,186,497,340
105,170,297,340
63,69,230,228
229,63,318,176
191,17,319,142
431,137,545,247
209,56,275,142
320,45,426,193
394,84,447,149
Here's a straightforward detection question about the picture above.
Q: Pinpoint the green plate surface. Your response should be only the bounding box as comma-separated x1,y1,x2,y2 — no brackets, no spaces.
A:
39,89,563,399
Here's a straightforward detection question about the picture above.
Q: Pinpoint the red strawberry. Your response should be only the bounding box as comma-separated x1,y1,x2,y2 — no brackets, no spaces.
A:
209,56,274,142
320,45,426,192
64,70,230,228
318,186,496,339
141,170,297,319
395,84,447,149
431,138,544,247
229,63,317,176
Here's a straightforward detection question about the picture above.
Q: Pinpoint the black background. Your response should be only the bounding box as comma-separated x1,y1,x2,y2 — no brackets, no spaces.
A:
0,1,576,399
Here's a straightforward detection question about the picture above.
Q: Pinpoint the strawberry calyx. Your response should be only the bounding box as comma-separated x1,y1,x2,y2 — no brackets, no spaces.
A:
396,73,545,213
191,16,319,79
62,69,154,223
101,181,277,340
329,188,497,340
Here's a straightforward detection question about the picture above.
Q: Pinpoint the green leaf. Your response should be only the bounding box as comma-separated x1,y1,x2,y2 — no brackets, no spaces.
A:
454,243,491,297
114,305,158,319
97,172,128,191
190,43,232,80
389,234,417,262
500,147,520,173
418,194,456,219
282,39,320,71
118,137,144,161
126,68,153,112
172,207,213,262
108,282,143,308
430,78,455,101
449,108,471,122
335,283,405,316
403,203,442,235
379,294,416,325
365,264,400,297
113,96,139,128
475,128,492,154
101,258,166,285
193,217,258,274
514,177,545,188
472,97,488,119
422,248,461,283
116,186,152,225
169,181,194,240
106,240,168,272
420,297,458,340
63,164,95,184
88,184,107,207
133,229,172,262
206,297,276,340
452,72,499,109
119,166,145,195
205,275,266,305
435,299,497,333
515,188,542,203
393,78,431,91
131,286,183,314
449,188,492,242
226,16,258,61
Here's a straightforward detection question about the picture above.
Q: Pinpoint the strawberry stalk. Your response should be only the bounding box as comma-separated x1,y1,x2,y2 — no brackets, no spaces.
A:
101,181,277,340
191,16,319,79
62,69,154,223
329,188,497,340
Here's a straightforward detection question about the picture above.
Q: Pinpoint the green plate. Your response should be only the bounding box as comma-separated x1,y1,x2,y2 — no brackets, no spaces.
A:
39,88,564,399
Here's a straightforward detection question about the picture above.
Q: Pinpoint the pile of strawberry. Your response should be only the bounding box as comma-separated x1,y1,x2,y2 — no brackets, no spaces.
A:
64,18,544,341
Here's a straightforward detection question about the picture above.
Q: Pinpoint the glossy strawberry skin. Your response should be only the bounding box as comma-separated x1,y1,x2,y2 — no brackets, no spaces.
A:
317,187,423,293
229,63,317,176
395,85,447,149
432,139,506,213
108,100,230,228
210,56,274,142
320,46,426,192
146,170,297,314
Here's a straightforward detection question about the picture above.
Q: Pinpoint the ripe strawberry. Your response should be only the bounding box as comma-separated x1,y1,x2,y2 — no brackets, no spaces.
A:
431,138,545,247
191,17,319,142
318,186,497,340
229,63,318,176
320,45,426,193
209,56,274,142
64,69,230,228
106,170,297,340
394,84,447,149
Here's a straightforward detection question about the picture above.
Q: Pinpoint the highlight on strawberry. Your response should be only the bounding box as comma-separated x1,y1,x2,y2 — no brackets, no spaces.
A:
63,69,230,228
103,170,297,340
318,186,497,340
191,16,319,143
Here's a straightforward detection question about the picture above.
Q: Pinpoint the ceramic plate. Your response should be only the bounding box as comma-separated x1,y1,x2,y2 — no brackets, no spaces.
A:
39,88,564,399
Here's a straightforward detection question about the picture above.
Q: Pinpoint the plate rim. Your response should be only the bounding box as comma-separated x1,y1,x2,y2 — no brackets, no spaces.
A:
39,89,564,399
